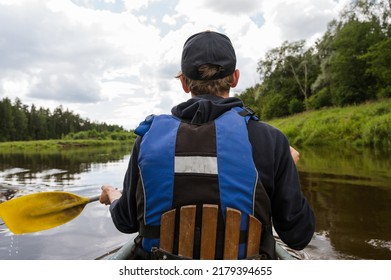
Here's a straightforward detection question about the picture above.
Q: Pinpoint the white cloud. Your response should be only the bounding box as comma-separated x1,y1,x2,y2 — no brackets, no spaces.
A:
162,14,177,26
207,0,262,15
0,0,347,129
260,0,347,46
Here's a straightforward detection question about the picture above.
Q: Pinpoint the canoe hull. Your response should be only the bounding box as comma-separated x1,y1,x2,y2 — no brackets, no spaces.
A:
103,238,300,260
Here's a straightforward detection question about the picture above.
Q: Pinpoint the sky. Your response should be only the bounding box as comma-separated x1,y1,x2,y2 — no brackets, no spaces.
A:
0,0,351,129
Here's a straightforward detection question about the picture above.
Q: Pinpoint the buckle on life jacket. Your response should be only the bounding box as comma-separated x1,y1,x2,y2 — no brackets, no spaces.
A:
236,107,259,122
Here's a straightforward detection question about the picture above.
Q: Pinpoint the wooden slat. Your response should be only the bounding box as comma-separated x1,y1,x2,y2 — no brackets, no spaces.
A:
159,209,176,253
200,204,218,259
178,205,196,258
223,207,241,259
246,215,262,258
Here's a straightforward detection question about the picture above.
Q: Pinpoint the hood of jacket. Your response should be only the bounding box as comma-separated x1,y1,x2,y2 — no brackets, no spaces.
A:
171,94,244,124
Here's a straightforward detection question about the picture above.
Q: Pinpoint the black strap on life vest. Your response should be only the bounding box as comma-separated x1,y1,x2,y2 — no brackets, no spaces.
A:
238,106,257,119
139,222,160,239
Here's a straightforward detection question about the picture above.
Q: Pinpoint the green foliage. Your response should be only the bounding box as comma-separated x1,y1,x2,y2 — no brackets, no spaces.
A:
360,38,391,98
268,99,391,151
234,85,262,116
0,126,137,151
257,40,319,115
110,131,135,141
307,88,332,110
0,97,13,141
260,94,289,120
63,129,136,143
329,20,382,105
288,98,304,114
239,0,390,119
377,86,391,99
0,137,136,152
362,114,391,149
0,98,129,142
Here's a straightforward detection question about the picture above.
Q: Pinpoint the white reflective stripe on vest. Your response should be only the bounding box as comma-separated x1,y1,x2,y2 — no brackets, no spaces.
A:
174,156,218,174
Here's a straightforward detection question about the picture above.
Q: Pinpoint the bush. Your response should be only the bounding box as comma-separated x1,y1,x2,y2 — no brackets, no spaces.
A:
362,114,391,149
110,132,129,141
261,94,289,120
73,131,89,140
377,86,391,98
288,98,305,114
308,88,332,109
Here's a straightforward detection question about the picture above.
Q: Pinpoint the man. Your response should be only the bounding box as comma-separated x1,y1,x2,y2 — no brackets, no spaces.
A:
100,30,315,259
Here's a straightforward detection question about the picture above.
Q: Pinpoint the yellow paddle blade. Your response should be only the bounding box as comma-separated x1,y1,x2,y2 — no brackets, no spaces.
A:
0,191,90,234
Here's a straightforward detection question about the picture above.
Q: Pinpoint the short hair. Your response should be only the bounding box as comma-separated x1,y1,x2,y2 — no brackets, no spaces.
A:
176,64,234,97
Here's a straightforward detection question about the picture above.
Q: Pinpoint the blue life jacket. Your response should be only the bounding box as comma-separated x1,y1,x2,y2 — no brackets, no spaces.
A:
134,107,272,259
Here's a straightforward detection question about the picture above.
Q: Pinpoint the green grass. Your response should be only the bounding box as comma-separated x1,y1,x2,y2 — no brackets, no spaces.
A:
0,138,135,152
268,98,391,150
0,130,137,152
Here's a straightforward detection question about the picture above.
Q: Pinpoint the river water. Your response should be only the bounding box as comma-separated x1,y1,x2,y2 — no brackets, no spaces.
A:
0,144,390,260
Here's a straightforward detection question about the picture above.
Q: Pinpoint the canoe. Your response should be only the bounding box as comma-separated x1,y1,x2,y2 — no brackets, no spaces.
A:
98,236,301,260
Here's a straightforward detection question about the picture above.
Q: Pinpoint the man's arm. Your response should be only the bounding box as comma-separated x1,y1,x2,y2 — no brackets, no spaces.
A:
273,137,315,250
99,137,142,234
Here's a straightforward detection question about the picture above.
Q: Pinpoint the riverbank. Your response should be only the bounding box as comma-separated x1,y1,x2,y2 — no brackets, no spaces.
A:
268,98,391,150
1,99,390,152
0,138,135,152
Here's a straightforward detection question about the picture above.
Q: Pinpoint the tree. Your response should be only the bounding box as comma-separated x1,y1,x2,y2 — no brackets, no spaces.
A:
11,98,28,141
257,40,319,117
261,94,289,120
236,0,390,115
36,108,50,140
330,19,384,105
311,20,341,108
28,104,40,140
234,85,262,117
0,98,14,141
0,98,128,142
312,0,389,106
341,0,390,34
360,37,391,98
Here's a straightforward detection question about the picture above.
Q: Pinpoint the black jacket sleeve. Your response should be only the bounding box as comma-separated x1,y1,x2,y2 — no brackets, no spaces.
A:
109,137,141,233
248,121,315,250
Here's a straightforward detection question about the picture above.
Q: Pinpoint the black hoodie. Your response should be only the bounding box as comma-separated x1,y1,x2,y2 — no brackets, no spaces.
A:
110,94,315,251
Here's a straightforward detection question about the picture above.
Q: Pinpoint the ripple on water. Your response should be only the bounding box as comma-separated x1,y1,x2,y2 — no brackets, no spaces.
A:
367,239,391,251
0,168,29,176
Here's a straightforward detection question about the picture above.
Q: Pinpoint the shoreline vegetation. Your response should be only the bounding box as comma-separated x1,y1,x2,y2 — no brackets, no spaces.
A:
268,98,391,151
0,132,137,152
0,98,389,152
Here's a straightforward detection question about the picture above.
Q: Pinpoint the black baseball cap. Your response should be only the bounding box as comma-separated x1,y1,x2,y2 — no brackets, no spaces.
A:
181,31,236,80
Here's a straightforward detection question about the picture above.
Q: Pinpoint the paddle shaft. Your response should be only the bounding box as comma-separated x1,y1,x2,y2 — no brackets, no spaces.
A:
89,195,101,203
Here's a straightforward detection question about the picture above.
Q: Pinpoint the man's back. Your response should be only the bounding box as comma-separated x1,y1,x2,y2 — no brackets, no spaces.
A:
135,100,275,258
100,30,315,259
171,95,315,251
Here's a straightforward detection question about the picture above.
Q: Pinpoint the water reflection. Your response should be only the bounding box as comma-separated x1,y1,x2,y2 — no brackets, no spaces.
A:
0,145,131,200
0,144,390,259
0,144,133,260
298,146,391,260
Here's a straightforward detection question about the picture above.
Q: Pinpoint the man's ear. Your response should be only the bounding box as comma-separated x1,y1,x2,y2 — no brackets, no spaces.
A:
231,69,240,88
180,75,190,93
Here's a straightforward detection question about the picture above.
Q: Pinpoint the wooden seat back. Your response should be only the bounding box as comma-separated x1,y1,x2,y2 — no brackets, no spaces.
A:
154,204,262,260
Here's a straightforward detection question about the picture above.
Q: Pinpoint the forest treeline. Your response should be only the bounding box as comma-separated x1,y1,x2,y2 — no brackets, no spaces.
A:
237,0,390,120
0,97,127,142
